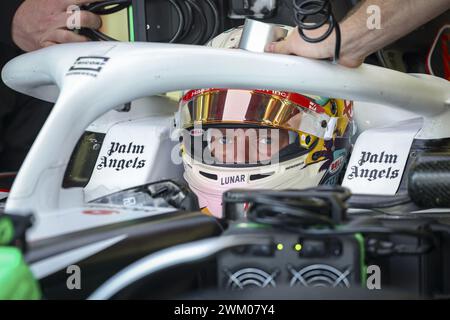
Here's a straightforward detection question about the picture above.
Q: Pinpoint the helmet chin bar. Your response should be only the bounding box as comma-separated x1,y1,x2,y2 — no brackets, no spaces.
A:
183,153,324,217
2,42,450,216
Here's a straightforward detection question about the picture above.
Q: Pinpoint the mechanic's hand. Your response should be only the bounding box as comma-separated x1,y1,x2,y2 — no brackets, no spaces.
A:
12,0,103,52
265,26,365,68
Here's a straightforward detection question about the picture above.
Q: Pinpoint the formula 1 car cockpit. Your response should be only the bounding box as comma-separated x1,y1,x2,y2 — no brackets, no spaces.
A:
1,0,450,300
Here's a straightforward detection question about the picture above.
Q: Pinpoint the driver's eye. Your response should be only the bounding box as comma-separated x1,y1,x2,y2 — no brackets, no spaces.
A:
259,137,272,145
219,136,234,145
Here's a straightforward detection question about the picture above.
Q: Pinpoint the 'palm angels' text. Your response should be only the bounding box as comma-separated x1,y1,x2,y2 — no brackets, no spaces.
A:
97,142,146,171
347,151,400,182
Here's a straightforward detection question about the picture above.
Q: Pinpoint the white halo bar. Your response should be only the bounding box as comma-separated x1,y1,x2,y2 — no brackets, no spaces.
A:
2,42,450,214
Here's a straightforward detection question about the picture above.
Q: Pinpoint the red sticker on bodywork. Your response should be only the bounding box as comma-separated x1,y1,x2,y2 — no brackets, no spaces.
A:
83,209,120,215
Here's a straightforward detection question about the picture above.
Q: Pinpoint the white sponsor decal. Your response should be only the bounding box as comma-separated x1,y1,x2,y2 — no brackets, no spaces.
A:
66,56,109,78
342,118,423,195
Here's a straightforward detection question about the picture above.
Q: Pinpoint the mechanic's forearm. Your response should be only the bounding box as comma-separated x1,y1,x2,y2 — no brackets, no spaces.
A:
340,0,450,64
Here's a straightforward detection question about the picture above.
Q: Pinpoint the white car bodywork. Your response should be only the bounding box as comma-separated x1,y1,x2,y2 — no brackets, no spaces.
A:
82,97,183,202
2,42,450,241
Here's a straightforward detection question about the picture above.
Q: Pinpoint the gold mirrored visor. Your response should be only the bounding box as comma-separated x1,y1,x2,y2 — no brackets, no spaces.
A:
178,89,333,138
181,127,309,166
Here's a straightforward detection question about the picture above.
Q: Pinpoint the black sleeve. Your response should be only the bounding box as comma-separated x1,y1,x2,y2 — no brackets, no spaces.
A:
0,0,24,47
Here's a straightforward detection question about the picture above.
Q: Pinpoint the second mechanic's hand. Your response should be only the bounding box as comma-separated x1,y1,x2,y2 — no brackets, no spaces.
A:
12,0,104,52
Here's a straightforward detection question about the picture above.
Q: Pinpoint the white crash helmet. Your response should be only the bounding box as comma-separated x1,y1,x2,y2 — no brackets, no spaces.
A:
176,26,354,217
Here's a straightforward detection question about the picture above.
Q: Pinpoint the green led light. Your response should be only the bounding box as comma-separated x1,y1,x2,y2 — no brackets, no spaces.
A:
294,244,302,252
276,243,284,251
